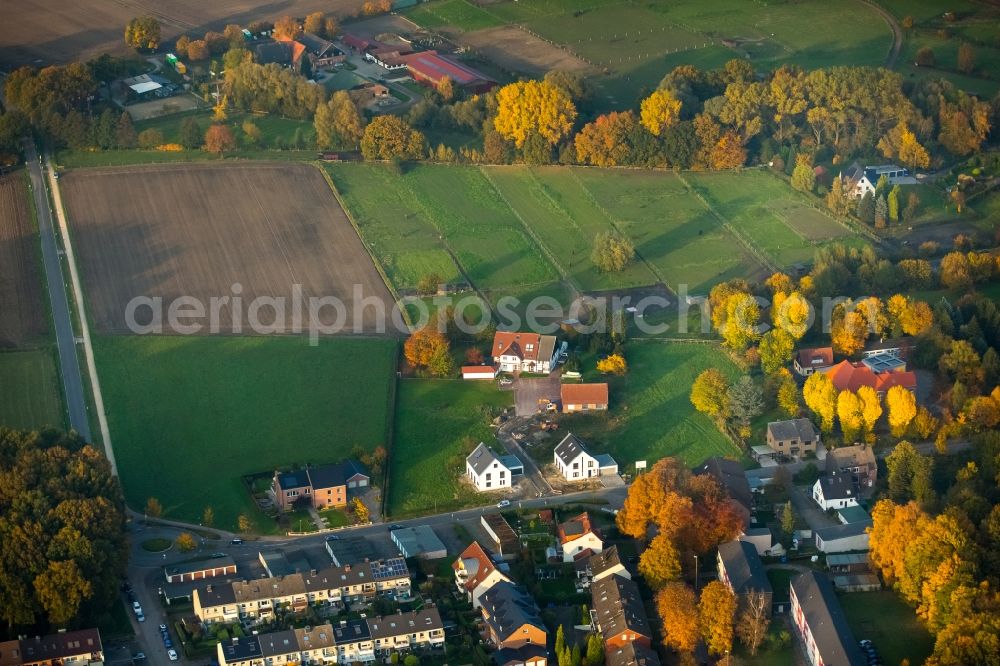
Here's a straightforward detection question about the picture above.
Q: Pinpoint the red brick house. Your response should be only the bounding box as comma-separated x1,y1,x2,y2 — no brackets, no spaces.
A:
272,460,369,511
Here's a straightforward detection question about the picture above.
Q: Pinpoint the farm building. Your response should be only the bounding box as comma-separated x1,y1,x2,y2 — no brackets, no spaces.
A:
296,32,344,67
462,365,497,380
553,433,618,481
790,571,867,666
481,513,520,559
812,470,859,511
814,520,872,554
164,556,236,584
465,443,519,491
403,51,496,93
561,382,609,413
391,525,447,560
793,346,833,376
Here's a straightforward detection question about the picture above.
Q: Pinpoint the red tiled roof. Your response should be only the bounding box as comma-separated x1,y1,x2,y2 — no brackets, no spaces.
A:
404,51,494,86
561,383,608,406
453,541,503,593
823,360,916,393
797,346,833,368
493,331,542,362
558,512,598,545
462,365,495,374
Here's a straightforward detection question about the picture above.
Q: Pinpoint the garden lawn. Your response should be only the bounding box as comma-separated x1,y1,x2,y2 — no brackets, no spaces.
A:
566,341,742,465
571,168,763,292
387,379,512,518
838,591,934,666
0,348,65,431
95,335,397,532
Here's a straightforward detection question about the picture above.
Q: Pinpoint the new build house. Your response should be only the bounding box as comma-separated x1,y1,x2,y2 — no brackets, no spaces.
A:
479,582,547,651
553,433,618,481
466,443,521,491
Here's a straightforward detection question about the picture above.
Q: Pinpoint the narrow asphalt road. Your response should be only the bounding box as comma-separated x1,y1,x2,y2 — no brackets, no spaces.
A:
24,140,91,441
862,0,903,69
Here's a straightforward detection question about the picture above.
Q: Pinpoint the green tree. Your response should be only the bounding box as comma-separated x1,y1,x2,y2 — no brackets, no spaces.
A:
591,232,635,272
875,194,888,228
179,117,202,149
115,112,137,148
857,191,875,224
34,560,93,625
176,533,197,552
361,115,424,161
781,501,795,536
584,632,603,666
888,185,901,222
759,328,794,374
886,441,934,506
202,506,215,527
728,376,764,430
125,16,161,50
791,162,816,193
238,514,252,533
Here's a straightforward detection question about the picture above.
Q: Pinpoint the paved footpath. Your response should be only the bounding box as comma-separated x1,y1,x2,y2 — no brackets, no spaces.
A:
23,141,91,441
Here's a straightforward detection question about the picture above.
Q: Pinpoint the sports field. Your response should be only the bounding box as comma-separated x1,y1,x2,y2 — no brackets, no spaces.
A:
0,349,65,431
62,163,395,334
387,378,512,518
566,341,742,465
95,335,397,531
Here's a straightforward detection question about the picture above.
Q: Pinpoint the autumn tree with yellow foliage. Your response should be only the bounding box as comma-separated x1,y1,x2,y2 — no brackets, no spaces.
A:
691,369,731,421
699,581,737,657
639,89,682,136
772,290,812,339
575,111,637,167
878,121,930,169
596,353,627,375
803,371,837,432
493,80,576,148
837,390,864,442
857,385,882,442
639,534,682,589
887,385,918,437
656,583,700,653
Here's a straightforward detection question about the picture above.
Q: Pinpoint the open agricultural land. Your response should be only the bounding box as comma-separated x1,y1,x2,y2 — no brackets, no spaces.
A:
0,0,368,67
329,163,851,301
405,0,894,109
61,162,396,334
558,342,742,466
94,335,397,531
387,379,512,518
0,173,64,431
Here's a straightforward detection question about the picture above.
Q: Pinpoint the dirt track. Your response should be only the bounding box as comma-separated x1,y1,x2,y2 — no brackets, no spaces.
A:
0,0,365,67
0,173,48,348
61,162,397,335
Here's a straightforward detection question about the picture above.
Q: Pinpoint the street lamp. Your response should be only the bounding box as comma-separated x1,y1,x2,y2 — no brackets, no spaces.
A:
693,555,699,593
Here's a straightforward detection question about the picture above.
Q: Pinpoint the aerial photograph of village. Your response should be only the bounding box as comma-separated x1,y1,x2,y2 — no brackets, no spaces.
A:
0,0,997,665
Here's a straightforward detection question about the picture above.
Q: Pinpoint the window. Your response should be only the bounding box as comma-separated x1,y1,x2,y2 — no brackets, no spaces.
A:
587,460,594,467
573,461,579,469
500,470,506,477
486,481,491,488
486,473,492,481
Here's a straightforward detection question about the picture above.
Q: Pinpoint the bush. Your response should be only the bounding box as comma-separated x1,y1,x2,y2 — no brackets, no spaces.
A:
156,143,185,151
137,128,164,149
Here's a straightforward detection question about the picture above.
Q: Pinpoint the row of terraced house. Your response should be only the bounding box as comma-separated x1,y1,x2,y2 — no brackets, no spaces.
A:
193,558,410,625
216,609,445,666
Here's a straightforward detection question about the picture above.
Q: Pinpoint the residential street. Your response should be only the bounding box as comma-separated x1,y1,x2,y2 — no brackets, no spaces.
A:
23,140,91,441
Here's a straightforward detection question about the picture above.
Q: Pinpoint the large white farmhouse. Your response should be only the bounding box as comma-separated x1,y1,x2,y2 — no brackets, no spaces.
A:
492,331,558,374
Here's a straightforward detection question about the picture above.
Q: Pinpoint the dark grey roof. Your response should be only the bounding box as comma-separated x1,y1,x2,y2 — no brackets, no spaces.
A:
276,469,310,490
767,418,818,442
307,460,368,490
718,540,772,596
480,582,545,644
12,630,103,664
367,608,442,639
257,630,298,658
865,336,914,353
815,520,873,542
818,471,856,501
297,32,335,56
591,574,650,640
467,442,504,475
696,457,753,511
164,556,235,578
196,580,237,606
303,558,409,593
254,42,292,65
791,571,868,666
605,642,661,666
332,619,371,645
493,644,548,666
325,536,378,566
589,545,624,578
218,636,262,662
554,432,591,465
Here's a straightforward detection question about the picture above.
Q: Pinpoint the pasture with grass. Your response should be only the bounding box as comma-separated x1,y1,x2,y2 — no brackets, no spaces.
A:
0,349,65,431
838,591,934,666
95,335,397,532
387,379,512,518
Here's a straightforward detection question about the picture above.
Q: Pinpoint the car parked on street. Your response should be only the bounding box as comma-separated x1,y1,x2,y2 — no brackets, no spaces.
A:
167,649,178,661
496,500,510,508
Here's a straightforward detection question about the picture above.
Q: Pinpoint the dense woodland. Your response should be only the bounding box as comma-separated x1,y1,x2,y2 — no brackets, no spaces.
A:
0,428,127,636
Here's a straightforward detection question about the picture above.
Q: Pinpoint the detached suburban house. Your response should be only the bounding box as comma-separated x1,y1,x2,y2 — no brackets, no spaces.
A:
559,512,603,562
790,571,868,666
561,383,609,413
843,163,914,198
826,444,877,489
492,331,558,374
766,419,820,459
812,470,859,511
553,433,618,481
466,443,522,491
453,541,512,608
271,460,369,511
793,346,833,376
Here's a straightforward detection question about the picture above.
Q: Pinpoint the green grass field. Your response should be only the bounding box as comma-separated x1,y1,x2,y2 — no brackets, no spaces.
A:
838,591,934,666
0,349,65,431
387,379,512,517
95,335,397,532
566,341,742,465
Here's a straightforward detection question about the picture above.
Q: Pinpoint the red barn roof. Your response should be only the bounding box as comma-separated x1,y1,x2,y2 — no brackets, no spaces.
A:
404,51,495,88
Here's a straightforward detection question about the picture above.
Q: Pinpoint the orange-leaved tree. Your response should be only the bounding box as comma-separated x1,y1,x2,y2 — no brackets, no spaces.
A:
656,582,700,653
404,326,452,377
204,124,236,154
699,580,737,656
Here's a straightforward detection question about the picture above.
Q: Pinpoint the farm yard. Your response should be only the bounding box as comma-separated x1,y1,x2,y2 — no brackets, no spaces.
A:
406,0,894,110
563,342,742,466
61,163,396,335
94,335,397,531
387,378,512,518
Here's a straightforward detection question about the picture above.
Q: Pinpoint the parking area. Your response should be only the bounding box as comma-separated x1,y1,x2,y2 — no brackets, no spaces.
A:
513,375,561,416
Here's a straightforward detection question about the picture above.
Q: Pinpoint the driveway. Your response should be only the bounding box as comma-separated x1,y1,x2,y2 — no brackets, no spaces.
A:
513,374,561,416
787,484,838,532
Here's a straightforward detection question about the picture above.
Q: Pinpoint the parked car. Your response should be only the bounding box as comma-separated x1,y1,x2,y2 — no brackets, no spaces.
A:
230,538,243,545
131,653,145,662
496,500,510,508
159,624,168,633
132,601,141,614
164,639,173,649
325,535,341,541
499,377,513,386
136,612,145,623
167,649,178,661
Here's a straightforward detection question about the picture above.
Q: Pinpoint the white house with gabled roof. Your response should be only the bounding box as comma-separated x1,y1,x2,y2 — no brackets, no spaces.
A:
553,433,617,481
466,443,515,492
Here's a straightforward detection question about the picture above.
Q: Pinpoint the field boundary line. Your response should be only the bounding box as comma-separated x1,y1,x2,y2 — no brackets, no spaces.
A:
674,172,780,274
316,164,414,330
479,167,581,300
44,150,115,473
380,344,401,519
566,167,670,288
